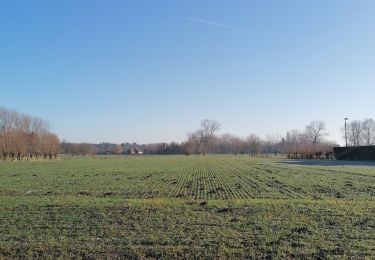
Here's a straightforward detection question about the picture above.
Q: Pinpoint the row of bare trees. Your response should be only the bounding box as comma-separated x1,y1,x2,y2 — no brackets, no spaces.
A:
0,107,60,160
184,119,336,159
283,121,335,159
61,142,99,156
184,132,266,156
61,141,184,156
344,119,375,146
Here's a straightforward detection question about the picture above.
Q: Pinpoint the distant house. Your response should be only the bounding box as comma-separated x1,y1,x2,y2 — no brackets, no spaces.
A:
127,148,143,155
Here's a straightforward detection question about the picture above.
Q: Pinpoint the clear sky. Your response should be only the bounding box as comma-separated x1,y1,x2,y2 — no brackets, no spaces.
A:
1,1,374,144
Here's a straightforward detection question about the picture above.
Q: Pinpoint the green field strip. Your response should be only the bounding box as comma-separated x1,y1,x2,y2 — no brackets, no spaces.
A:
206,161,240,199
212,157,249,199
220,163,272,198
238,165,286,198
214,162,253,199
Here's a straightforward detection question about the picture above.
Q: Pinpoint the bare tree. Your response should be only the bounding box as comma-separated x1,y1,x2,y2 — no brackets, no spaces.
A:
305,121,327,144
187,132,201,154
196,119,220,155
264,134,281,155
247,134,261,156
231,136,246,155
182,139,196,155
341,118,375,146
111,144,123,154
347,120,362,146
0,107,12,159
40,132,60,159
76,143,94,156
285,130,301,158
362,118,375,146
29,116,51,158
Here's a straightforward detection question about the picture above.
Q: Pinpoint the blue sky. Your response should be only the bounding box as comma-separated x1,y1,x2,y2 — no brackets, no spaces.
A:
1,1,374,144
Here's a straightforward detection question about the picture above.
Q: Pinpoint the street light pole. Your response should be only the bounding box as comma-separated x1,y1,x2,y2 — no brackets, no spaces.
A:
344,118,349,147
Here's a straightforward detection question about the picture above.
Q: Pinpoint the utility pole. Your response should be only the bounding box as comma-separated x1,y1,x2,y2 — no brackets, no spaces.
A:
344,118,349,147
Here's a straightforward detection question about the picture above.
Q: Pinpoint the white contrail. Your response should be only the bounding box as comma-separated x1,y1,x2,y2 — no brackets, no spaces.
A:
188,17,253,33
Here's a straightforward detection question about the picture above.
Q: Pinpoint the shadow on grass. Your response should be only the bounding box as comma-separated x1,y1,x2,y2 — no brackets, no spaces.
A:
279,160,375,167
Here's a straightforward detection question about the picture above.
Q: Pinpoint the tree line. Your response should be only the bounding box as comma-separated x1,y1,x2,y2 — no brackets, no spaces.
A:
61,142,184,156
60,119,337,158
183,119,336,159
0,107,60,160
1,107,354,160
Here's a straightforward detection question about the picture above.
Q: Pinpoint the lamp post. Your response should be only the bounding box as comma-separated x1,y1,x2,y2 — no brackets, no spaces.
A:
344,118,349,147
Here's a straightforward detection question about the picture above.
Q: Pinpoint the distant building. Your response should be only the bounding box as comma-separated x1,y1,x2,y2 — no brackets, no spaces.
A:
127,148,143,155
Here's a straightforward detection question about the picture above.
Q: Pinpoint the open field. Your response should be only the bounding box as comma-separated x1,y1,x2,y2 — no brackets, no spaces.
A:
1,156,375,258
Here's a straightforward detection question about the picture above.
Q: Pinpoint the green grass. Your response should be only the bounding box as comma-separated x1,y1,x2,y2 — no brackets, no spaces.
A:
0,155,374,258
